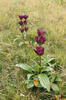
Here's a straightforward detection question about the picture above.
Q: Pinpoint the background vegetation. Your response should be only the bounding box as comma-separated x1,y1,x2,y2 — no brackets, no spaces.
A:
0,0,66,99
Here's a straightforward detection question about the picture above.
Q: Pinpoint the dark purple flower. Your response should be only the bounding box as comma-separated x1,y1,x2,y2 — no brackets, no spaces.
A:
19,15,24,20
41,30,46,35
35,36,39,43
37,29,46,36
34,46,44,55
40,36,46,43
35,35,46,44
20,28,24,32
37,28,41,36
24,20,27,24
23,15,28,19
19,21,23,25
25,27,29,31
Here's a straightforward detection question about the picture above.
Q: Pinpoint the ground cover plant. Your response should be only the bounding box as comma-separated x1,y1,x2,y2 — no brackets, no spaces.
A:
0,0,66,100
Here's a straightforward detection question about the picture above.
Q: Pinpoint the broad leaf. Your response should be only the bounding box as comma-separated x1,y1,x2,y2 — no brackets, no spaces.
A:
52,83,59,92
33,75,38,80
26,80,34,88
27,74,33,80
38,74,50,91
16,64,32,72
32,65,40,72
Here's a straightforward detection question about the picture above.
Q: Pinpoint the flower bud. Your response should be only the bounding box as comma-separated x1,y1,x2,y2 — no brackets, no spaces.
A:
41,30,46,35
25,27,29,31
35,36,46,44
20,28,24,32
40,36,46,43
24,20,27,24
37,28,41,36
37,29,46,36
23,15,28,19
19,15,24,20
19,21,23,25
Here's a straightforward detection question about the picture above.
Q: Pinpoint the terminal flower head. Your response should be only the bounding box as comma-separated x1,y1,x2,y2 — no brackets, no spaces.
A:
34,46,44,56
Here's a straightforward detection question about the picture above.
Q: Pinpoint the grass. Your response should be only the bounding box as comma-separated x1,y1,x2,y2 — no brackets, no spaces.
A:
0,0,66,99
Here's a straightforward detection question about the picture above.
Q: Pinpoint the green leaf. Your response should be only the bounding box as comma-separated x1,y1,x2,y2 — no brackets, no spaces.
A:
32,65,40,72
26,80,34,88
27,74,33,80
49,75,55,83
16,64,32,72
48,58,55,62
52,83,59,92
43,66,54,71
33,75,38,80
14,38,18,42
38,74,50,91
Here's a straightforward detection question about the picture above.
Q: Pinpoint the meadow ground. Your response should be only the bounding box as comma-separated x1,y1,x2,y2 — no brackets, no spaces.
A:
0,0,66,100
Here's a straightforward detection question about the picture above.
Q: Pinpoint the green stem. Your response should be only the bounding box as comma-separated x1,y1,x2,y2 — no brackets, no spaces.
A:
39,56,42,73
22,33,24,39
40,56,41,67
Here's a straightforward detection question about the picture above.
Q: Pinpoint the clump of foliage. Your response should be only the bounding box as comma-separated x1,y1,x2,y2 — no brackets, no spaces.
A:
16,27,63,95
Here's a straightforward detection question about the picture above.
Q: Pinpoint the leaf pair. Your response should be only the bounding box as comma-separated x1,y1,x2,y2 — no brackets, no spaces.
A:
16,64,33,72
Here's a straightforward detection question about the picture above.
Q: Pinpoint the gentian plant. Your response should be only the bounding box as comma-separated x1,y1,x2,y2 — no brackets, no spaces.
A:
14,15,29,47
16,28,63,93
19,15,29,39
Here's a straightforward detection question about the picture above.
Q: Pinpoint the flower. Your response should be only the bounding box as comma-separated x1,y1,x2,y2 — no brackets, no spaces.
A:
20,28,24,32
41,30,46,35
19,21,23,25
24,20,27,24
25,27,28,31
34,46,44,55
23,15,28,19
35,35,39,43
19,15,24,20
40,36,46,43
37,28,41,36
37,29,46,36
35,36,46,44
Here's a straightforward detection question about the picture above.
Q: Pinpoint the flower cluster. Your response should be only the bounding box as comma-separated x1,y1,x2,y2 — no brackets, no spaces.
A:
18,15,29,33
34,29,46,56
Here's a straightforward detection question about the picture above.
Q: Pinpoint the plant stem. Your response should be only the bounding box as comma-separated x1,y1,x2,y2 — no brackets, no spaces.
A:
39,56,42,74
22,33,24,39
40,56,41,67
